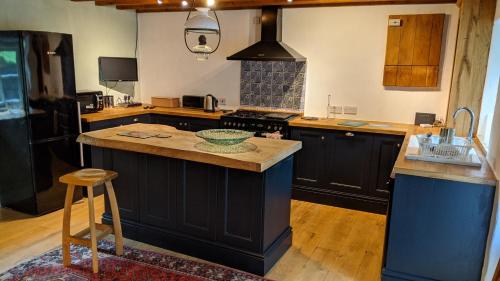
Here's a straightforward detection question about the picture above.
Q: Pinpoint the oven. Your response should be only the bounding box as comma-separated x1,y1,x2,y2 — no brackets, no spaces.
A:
220,110,299,139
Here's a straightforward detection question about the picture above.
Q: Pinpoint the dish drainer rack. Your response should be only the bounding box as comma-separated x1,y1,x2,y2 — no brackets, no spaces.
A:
416,134,473,161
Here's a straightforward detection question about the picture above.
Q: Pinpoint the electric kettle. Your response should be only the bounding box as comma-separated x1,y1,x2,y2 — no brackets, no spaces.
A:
204,94,218,112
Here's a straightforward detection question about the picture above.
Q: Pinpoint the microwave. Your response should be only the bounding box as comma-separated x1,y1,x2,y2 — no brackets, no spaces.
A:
77,91,103,114
182,95,205,109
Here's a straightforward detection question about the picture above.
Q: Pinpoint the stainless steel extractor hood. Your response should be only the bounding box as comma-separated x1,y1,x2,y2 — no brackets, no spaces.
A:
227,7,306,62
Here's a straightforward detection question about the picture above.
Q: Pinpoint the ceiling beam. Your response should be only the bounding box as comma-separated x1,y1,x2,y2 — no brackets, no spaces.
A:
72,0,457,12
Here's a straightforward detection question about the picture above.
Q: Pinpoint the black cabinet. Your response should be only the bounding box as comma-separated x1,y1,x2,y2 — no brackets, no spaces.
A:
95,146,293,275
291,127,403,214
325,131,373,195
102,149,140,221
369,135,402,199
152,114,219,132
176,161,217,240
139,155,177,230
290,129,326,187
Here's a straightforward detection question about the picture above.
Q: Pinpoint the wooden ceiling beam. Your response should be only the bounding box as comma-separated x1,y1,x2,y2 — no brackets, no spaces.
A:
73,0,458,12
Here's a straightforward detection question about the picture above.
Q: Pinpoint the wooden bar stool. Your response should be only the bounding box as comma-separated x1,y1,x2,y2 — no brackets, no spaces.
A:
59,168,123,273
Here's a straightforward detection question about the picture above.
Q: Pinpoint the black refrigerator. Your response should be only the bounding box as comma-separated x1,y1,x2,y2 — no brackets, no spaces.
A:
0,31,83,215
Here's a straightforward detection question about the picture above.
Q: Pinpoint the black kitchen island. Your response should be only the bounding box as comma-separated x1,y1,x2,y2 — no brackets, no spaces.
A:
78,123,302,275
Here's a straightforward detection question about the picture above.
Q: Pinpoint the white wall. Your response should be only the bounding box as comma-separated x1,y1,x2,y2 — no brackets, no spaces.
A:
139,4,459,123
284,5,459,122
138,10,260,108
481,1,500,279
0,0,138,100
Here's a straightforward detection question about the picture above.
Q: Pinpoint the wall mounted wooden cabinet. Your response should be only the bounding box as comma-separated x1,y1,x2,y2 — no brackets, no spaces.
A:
383,14,445,87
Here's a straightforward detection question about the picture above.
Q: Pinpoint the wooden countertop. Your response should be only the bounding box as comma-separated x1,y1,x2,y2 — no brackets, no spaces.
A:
392,126,497,186
77,123,302,173
81,107,225,123
289,117,411,135
289,117,497,186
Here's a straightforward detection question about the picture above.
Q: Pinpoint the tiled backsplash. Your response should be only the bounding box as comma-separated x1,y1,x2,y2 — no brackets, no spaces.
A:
240,61,306,111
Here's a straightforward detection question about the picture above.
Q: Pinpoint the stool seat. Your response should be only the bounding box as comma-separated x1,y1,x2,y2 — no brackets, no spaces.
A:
60,168,123,274
59,169,118,187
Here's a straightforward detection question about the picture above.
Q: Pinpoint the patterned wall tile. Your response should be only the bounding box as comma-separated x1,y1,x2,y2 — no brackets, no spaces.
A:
240,60,306,110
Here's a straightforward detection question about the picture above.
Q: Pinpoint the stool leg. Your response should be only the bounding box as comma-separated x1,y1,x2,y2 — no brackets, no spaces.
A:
62,184,75,267
105,180,123,256
87,186,99,273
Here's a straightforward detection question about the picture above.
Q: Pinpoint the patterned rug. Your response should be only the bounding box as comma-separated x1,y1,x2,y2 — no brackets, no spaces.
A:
0,240,270,281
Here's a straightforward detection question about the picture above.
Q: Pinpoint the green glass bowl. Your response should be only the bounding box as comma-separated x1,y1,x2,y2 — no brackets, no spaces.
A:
195,129,255,146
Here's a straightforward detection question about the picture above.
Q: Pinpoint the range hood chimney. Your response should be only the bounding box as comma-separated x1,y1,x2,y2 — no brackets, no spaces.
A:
227,7,306,61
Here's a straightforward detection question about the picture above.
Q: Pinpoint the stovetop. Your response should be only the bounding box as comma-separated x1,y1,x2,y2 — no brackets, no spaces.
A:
223,110,298,122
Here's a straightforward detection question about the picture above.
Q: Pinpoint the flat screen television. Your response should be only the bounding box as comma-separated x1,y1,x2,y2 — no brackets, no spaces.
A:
98,57,138,82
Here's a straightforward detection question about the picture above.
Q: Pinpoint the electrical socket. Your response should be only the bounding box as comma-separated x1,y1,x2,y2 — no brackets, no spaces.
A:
329,106,343,114
343,106,358,115
219,98,226,106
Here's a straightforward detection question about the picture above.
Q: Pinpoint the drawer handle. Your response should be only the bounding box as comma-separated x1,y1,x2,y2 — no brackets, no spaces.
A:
133,118,139,122
184,122,188,126
345,132,355,137
179,122,183,126
321,136,325,141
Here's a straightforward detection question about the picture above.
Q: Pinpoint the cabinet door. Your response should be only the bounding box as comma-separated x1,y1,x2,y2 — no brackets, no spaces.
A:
290,128,326,187
106,149,140,221
154,115,188,130
369,135,403,199
324,131,373,195
119,114,151,125
139,155,177,229
188,118,219,132
176,161,217,240
216,168,263,251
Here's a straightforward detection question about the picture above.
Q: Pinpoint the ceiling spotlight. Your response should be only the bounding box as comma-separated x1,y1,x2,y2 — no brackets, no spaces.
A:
181,0,189,6
207,0,215,6
287,0,293,2
157,0,163,4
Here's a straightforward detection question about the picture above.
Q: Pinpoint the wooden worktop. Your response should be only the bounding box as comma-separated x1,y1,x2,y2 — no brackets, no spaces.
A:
81,107,225,123
392,126,497,186
289,117,411,135
289,117,497,186
77,123,302,172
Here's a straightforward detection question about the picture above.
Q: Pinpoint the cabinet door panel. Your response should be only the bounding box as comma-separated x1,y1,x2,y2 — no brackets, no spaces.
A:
370,135,403,198
189,118,219,132
176,161,217,240
325,131,373,195
291,128,326,187
153,115,186,130
140,155,176,229
216,168,263,251
107,150,140,221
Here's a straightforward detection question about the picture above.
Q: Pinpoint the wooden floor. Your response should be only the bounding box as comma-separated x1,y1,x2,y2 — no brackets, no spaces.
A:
0,197,386,281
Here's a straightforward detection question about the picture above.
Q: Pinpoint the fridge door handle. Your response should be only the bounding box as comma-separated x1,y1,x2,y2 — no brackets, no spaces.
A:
77,101,84,168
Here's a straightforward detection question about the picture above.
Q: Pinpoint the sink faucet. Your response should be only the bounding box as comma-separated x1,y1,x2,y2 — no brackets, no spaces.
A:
452,107,475,142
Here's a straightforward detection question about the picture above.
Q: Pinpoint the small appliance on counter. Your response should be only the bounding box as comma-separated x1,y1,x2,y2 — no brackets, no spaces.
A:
204,94,218,112
77,91,104,114
182,95,205,109
116,95,142,108
103,95,114,108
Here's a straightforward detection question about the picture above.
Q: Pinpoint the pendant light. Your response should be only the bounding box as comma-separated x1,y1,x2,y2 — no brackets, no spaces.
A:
184,2,221,61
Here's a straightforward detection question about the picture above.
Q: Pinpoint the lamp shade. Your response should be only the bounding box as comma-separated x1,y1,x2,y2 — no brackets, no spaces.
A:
185,8,219,34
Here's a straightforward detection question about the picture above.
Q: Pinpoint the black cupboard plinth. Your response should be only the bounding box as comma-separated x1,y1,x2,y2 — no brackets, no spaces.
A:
91,146,293,275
